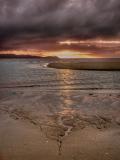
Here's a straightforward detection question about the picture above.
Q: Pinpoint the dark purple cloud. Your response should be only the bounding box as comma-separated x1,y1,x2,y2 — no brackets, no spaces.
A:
0,0,120,49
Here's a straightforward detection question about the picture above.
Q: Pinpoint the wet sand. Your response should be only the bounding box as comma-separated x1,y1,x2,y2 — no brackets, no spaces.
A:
0,88,120,160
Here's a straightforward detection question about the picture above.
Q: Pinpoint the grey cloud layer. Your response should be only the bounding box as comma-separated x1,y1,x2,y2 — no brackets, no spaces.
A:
0,0,120,43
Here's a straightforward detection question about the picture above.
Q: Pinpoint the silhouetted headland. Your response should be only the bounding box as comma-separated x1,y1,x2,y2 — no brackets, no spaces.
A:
0,54,59,60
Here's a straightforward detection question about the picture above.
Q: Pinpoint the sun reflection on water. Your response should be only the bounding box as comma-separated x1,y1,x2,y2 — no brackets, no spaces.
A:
57,69,76,116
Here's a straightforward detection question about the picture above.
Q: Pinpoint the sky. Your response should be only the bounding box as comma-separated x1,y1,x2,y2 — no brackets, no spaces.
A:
0,0,120,58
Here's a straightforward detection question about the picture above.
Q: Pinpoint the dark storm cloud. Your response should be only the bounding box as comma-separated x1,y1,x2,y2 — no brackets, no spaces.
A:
0,0,120,48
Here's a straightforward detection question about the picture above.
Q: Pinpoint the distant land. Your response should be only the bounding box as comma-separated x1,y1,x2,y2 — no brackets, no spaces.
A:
0,54,59,60
48,58,120,70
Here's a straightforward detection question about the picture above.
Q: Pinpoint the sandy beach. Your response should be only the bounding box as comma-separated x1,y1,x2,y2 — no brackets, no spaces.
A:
0,59,120,160
48,61,120,70
0,88,120,160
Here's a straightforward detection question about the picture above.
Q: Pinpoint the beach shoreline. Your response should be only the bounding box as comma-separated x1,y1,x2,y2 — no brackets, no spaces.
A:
48,61,120,70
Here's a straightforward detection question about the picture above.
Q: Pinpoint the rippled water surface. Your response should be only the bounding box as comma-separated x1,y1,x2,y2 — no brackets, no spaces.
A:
0,59,120,90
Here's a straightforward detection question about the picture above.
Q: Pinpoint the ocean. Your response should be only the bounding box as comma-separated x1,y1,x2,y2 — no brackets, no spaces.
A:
0,59,120,91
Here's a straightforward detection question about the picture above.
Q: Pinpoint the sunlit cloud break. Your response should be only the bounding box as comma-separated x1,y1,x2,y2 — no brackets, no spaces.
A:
59,40,120,45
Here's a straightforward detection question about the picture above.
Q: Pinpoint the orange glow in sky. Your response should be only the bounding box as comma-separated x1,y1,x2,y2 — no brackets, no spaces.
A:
0,49,102,58
0,38,120,58
44,50,98,58
0,49,119,58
